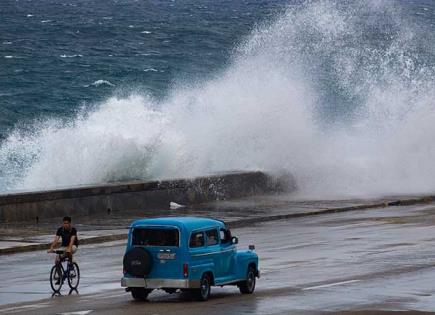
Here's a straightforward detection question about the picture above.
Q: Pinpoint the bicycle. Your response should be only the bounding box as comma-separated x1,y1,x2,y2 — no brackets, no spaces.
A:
49,250,80,293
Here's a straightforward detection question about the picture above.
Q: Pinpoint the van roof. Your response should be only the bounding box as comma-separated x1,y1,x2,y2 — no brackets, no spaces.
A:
130,216,226,231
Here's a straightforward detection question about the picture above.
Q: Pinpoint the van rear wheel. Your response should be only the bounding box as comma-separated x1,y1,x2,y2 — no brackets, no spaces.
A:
131,288,152,301
194,273,211,301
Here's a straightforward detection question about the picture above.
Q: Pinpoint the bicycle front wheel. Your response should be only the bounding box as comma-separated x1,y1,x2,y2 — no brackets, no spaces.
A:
50,264,64,293
67,262,80,290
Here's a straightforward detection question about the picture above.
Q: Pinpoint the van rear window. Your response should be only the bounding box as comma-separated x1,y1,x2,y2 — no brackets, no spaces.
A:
132,228,179,247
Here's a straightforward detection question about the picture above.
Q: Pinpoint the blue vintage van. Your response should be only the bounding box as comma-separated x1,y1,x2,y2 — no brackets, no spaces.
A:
121,217,259,301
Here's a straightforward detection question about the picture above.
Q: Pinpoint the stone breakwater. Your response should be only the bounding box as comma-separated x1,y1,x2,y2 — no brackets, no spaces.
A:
0,171,294,222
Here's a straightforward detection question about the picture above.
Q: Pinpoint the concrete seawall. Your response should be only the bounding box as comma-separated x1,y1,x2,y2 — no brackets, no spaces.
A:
0,171,291,223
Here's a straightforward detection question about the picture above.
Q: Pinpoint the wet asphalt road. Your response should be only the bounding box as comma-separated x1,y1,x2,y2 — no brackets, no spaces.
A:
1,202,435,314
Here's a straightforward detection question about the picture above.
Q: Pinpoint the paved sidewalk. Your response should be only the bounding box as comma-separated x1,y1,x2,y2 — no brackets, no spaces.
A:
0,229,127,254
1,193,434,255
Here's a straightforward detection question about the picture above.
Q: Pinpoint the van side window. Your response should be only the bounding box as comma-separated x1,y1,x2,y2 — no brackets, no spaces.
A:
206,229,218,246
220,228,231,244
189,231,205,248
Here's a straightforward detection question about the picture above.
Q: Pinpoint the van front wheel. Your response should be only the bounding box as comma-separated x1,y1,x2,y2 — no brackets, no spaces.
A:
238,266,256,294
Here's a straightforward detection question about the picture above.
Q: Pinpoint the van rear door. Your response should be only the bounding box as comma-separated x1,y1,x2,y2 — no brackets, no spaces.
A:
132,226,183,279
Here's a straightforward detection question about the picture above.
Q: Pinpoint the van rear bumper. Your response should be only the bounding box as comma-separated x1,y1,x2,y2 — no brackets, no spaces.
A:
121,277,200,289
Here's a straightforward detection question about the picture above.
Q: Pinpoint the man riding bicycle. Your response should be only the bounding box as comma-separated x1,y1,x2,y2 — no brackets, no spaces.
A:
48,216,78,260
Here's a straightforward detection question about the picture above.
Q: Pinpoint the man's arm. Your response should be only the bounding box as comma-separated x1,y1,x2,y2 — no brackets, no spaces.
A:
67,235,76,253
48,235,60,252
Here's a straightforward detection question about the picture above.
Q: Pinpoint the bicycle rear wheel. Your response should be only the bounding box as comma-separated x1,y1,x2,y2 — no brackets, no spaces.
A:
67,262,80,289
50,264,64,292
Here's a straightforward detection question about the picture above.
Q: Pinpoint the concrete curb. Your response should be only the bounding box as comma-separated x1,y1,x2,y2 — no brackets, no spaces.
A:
228,196,434,228
1,195,433,256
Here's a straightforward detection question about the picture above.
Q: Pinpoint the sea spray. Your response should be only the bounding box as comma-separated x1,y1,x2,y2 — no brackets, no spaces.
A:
1,1,435,197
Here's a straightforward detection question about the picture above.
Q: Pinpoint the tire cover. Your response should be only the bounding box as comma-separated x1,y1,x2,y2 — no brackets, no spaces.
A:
123,247,153,276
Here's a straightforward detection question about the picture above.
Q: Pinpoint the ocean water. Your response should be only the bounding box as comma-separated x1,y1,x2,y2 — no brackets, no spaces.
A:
0,0,435,197
0,0,287,135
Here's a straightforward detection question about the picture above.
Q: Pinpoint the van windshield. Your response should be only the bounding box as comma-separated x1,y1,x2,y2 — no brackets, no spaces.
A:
132,227,179,247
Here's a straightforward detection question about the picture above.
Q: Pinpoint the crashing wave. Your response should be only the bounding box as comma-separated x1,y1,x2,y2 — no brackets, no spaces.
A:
1,1,435,197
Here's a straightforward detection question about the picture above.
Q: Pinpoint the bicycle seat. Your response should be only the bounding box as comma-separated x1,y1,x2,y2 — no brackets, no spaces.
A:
54,250,66,254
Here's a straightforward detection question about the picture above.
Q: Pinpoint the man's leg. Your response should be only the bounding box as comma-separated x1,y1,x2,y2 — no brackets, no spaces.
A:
68,245,78,263
54,249,64,285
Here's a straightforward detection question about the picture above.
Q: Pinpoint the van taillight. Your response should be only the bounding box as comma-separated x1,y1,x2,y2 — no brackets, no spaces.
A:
183,263,188,278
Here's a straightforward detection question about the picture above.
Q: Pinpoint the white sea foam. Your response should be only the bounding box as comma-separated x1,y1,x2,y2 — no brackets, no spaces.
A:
60,54,83,58
26,14,33,17
89,80,115,87
143,68,158,72
1,1,435,197
2,41,12,45
4,56,14,59
41,20,52,23
141,31,152,34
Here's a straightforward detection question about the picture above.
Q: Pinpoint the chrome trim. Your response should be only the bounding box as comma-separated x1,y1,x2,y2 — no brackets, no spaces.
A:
121,277,200,289
219,247,235,254
192,247,235,257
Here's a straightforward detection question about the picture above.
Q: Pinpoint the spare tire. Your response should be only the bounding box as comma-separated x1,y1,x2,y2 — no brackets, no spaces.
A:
123,247,153,277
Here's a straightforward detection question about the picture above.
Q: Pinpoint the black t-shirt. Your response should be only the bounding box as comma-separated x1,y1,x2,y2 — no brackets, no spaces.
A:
56,227,78,247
